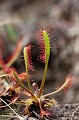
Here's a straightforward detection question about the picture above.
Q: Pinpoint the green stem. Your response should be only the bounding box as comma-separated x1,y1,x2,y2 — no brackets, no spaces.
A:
38,58,49,97
13,71,37,100
43,79,68,97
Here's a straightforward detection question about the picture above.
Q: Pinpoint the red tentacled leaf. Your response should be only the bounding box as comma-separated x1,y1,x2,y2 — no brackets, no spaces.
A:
37,29,46,63
25,45,34,71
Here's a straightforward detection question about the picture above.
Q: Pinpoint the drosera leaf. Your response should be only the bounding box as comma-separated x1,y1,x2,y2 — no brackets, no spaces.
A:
24,45,34,71
42,30,50,62
37,28,51,97
43,74,74,98
37,30,50,63
0,50,31,84
23,45,34,92
0,51,13,75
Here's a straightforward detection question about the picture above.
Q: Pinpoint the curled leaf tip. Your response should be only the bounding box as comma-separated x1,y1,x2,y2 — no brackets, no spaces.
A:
63,74,74,91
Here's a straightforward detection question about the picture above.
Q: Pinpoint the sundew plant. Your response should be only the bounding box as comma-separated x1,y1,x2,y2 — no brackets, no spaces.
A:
0,26,73,120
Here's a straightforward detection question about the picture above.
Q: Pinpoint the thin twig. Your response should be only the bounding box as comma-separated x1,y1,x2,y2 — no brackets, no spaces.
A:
0,115,18,118
0,98,23,120
71,105,79,120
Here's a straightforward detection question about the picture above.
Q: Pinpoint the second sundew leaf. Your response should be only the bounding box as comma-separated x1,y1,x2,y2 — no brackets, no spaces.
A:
23,45,33,92
38,29,51,97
